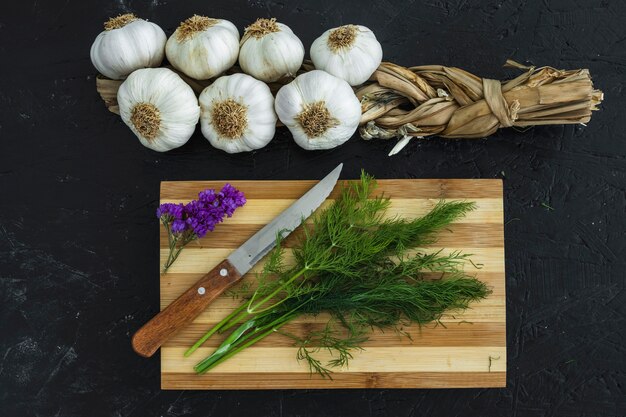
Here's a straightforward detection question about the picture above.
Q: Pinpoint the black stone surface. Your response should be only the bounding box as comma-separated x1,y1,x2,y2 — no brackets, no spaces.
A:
1,1,625,416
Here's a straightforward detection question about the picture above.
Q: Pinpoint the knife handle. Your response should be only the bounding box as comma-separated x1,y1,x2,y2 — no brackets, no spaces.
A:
131,259,242,358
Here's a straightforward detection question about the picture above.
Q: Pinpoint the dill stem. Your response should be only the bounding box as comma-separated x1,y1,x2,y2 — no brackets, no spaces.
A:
196,321,291,374
218,306,277,334
187,266,308,357
246,267,308,314
195,312,296,374
184,302,248,357
218,309,252,334
193,318,258,372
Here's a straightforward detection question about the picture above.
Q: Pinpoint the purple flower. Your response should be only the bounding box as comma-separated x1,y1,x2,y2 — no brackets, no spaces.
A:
198,189,217,204
171,219,187,233
172,184,247,238
219,183,246,217
158,184,246,271
183,202,215,238
157,203,184,221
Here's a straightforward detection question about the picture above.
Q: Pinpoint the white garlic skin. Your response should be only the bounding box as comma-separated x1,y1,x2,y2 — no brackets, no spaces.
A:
117,68,200,152
275,70,361,150
310,25,383,86
239,22,304,82
166,18,240,80
199,73,277,153
90,19,166,80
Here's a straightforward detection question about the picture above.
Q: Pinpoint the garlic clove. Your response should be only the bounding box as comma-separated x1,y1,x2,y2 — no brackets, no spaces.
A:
90,14,166,80
117,68,199,152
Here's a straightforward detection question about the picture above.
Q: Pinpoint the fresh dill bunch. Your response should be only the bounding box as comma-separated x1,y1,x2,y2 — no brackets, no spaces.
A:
187,171,491,376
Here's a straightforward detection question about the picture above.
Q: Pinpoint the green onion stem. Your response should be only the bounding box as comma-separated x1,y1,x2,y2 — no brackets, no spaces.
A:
184,302,248,357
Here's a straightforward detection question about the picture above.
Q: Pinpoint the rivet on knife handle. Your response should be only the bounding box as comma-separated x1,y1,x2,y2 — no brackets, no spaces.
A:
131,259,242,358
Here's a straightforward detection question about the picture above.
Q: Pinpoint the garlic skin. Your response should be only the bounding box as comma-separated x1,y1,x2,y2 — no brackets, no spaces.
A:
199,73,277,153
310,24,382,86
117,68,200,152
239,18,304,82
166,15,240,80
90,14,166,80
275,70,361,150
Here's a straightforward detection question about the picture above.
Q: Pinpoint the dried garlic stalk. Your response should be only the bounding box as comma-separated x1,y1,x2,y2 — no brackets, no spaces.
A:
358,59,603,153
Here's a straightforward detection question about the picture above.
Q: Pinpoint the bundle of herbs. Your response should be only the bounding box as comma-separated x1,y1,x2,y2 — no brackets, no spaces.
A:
186,172,491,376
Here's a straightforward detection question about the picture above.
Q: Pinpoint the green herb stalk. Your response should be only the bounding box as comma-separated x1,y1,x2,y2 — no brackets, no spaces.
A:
187,172,491,376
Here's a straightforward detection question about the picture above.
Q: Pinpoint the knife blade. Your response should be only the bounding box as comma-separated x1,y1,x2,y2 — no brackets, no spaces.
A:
131,163,343,357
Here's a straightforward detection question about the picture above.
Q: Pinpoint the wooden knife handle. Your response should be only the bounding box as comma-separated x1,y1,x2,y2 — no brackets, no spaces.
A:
131,259,242,358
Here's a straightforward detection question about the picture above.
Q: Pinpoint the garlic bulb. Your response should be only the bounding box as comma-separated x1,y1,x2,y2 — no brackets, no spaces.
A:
117,68,200,152
199,73,277,153
275,70,361,150
165,15,240,80
90,13,166,80
239,18,304,82
310,24,383,86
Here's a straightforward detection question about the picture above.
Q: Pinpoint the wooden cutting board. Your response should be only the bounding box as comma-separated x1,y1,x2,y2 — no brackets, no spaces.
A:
159,179,506,389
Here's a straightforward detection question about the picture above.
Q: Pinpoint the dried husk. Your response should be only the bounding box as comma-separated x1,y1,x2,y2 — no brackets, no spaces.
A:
365,60,603,142
96,75,122,114
96,59,603,146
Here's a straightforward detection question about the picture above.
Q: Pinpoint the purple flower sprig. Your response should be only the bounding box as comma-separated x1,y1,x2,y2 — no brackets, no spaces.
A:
158,184,246,272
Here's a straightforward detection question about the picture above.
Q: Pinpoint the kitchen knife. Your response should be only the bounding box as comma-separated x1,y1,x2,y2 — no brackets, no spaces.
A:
131,164,343,358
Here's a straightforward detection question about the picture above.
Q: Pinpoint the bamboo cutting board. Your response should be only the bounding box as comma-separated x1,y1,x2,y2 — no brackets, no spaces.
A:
159,179,506,389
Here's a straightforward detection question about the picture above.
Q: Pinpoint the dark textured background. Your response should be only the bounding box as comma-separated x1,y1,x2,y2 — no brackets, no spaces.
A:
1,0,625,416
